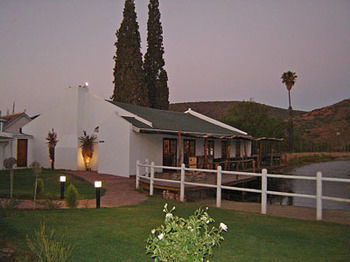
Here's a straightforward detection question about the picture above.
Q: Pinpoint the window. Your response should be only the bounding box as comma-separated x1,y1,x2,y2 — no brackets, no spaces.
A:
163,138,177,167
205,140,215,157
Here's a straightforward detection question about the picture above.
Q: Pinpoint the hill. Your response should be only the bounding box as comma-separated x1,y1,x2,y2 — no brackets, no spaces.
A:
170,101,304,121
293,99,350,151
170,99,350,151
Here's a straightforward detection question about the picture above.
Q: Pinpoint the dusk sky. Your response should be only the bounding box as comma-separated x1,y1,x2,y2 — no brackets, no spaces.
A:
1,0,349,116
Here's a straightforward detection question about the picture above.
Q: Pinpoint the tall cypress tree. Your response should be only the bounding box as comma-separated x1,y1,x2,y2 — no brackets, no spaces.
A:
112,0,149,106
157,68,169,109
144,0,169,109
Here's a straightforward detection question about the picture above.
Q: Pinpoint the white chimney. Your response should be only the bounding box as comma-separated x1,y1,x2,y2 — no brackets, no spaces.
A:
0,110,6,132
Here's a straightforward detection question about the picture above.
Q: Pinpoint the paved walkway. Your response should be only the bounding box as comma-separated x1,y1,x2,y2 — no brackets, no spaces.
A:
66,170,148,208
7,170,147,209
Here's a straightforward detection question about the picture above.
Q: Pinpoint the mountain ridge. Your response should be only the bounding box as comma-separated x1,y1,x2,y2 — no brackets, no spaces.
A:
170,98,350,151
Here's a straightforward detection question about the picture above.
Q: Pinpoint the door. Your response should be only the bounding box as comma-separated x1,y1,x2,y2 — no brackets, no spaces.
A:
184,139,196,167
221,140,230,159
163,138,177,167
17,139,28,167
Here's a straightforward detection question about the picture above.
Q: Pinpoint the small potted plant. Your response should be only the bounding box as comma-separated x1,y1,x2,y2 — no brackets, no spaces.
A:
79,131,97,171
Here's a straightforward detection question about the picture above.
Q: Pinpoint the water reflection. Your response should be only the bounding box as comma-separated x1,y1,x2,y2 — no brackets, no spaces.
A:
286,160,350,211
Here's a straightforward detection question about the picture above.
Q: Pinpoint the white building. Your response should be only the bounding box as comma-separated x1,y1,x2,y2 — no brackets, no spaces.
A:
0,112,33,169
23,86,252,177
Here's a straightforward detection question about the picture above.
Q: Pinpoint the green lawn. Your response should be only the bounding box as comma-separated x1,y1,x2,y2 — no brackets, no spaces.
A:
0,168,105,200
1,197,349,261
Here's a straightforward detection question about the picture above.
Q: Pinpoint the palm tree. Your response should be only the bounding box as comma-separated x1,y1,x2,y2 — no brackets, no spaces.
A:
46,129,58,170
79,131,97,171
281,71,298,110
281,71,298,152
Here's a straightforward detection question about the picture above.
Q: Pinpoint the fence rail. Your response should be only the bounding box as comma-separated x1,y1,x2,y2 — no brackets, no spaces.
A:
136,160,350,221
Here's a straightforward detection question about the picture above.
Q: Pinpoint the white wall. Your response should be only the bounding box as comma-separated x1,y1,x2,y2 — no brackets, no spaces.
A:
195,139,204,156
23,88,80,169
0,140,14,169
98,112,131,177
129,133,166,175
214,140,221,158
23,87,126,171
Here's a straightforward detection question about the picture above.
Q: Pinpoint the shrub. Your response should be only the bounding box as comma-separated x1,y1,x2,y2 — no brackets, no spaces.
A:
65,184,79,208
37,178,44,195
146,204,228,262
26,222,73,262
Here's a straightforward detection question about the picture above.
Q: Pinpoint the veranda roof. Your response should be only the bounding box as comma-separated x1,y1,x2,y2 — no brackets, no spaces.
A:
109,101,252,139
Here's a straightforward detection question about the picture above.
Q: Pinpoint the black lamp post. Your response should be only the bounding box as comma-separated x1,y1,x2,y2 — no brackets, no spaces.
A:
59,176,66,200
94,181,102,208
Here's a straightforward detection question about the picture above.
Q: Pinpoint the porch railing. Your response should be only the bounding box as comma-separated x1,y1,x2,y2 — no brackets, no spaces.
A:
136,160,350,221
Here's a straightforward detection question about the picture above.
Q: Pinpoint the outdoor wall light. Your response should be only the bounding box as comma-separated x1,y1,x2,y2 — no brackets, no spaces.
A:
83,156,91,171
94,181,102,188
94,181,102,208
59,175,66,200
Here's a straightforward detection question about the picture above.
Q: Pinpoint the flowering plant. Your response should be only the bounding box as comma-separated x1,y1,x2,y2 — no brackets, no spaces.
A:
146,204,228,262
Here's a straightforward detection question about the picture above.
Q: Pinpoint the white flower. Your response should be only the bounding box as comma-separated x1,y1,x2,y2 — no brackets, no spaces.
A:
163,203,168,212
206,220,210,224
220,222,228,231
165,213,173,219
158,233,164,240
151,229,156,234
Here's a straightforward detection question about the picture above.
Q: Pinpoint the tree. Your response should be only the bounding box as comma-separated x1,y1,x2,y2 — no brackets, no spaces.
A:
79,131,97,171
30,161,42,204
112,0,149,106
3,157,17,198
221,101,286,139
144,0,169,109
157,69,169,110
46,128,58,170
281,71,298,152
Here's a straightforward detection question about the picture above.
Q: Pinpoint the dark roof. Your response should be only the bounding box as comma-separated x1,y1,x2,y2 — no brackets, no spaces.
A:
1,112,31,130
109,101,247,137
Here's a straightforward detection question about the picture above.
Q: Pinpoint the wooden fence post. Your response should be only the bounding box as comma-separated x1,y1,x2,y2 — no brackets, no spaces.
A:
316,171,322,221
261,169,267,215
136,160,140,189
180,163,185,202
216,165,222,208
150,161,154,196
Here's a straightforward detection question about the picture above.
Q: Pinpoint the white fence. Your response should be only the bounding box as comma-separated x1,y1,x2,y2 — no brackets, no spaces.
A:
136,160,350,221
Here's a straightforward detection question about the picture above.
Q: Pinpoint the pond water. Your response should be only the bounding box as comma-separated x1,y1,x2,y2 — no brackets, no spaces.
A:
284,160,350,211
222,160,350,211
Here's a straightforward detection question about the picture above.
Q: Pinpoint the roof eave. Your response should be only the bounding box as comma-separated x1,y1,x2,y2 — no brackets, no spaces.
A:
136,128,253,140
